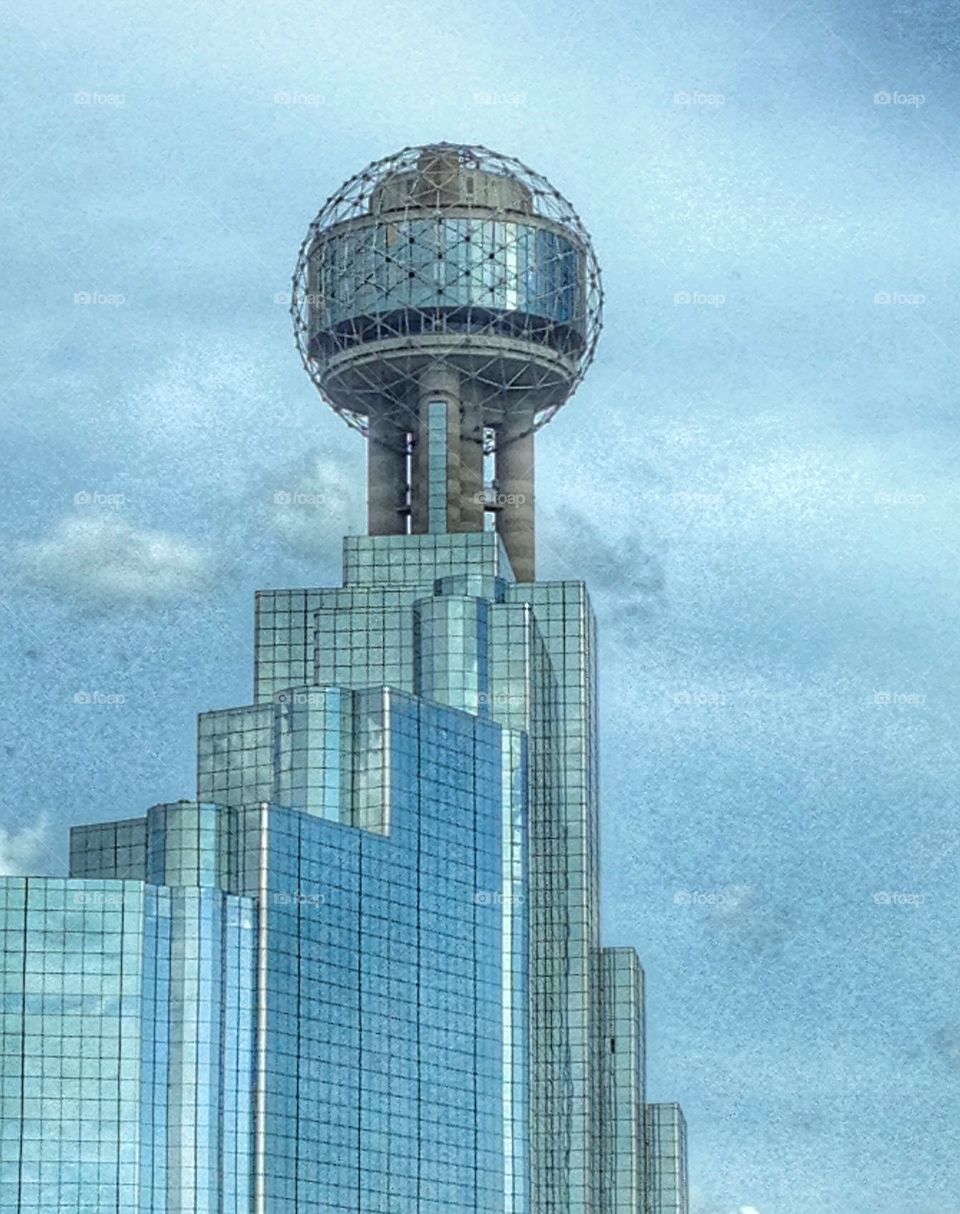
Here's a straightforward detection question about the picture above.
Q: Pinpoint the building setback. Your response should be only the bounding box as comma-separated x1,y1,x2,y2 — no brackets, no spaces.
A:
645,1105,690,1214
0,143,690,1213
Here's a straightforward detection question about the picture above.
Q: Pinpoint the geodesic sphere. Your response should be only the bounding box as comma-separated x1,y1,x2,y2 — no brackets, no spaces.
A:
292,143,602,440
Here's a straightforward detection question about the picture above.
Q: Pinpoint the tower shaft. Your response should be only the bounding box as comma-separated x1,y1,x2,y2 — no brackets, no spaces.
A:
366,385,538,582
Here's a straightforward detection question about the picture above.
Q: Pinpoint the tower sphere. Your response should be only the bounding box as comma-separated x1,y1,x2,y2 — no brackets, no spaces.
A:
291,142,603,445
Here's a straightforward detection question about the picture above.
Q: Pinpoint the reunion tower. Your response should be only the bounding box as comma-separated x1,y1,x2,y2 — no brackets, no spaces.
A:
291,142,603,581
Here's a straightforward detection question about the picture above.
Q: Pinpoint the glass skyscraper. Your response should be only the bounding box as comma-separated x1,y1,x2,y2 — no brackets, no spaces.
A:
0,143,689,1213
644,1106,689,1214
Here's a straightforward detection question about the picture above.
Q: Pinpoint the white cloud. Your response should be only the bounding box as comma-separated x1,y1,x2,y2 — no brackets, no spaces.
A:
714,884,756,920
18,515,215,604
265,451,364,560
0,820,52,876
690,1190,764,1214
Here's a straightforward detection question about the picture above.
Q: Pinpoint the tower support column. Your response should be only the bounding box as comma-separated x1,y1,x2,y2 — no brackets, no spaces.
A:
496,404,536,581
458,385,485,532
367,405,408,535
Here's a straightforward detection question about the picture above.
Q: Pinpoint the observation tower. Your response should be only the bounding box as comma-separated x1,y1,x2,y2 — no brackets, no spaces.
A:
292,142,603,581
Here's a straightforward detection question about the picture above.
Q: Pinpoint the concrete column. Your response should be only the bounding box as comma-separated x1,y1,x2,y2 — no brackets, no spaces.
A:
495,403,536,581
367,405,408,535
411,366,461,534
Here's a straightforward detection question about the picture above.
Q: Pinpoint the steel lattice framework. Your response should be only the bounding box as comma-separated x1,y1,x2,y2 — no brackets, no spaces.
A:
291,142,603,448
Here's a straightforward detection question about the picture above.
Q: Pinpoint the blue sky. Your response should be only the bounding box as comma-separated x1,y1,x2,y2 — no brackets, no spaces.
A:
3,0,960,1210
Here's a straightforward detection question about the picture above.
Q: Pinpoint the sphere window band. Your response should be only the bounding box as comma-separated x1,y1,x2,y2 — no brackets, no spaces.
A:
307,218,584,360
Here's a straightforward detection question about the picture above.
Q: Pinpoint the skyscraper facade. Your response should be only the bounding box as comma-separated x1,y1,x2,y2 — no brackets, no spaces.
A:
0,143,689,1213
645,1106,689,1214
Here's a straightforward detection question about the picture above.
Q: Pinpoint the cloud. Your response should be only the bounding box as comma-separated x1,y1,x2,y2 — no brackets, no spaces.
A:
538,506,665,628
264,451,364,560
707,884,796,959
0,820,52,877
690,1190,763,1214
17,515,216,605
